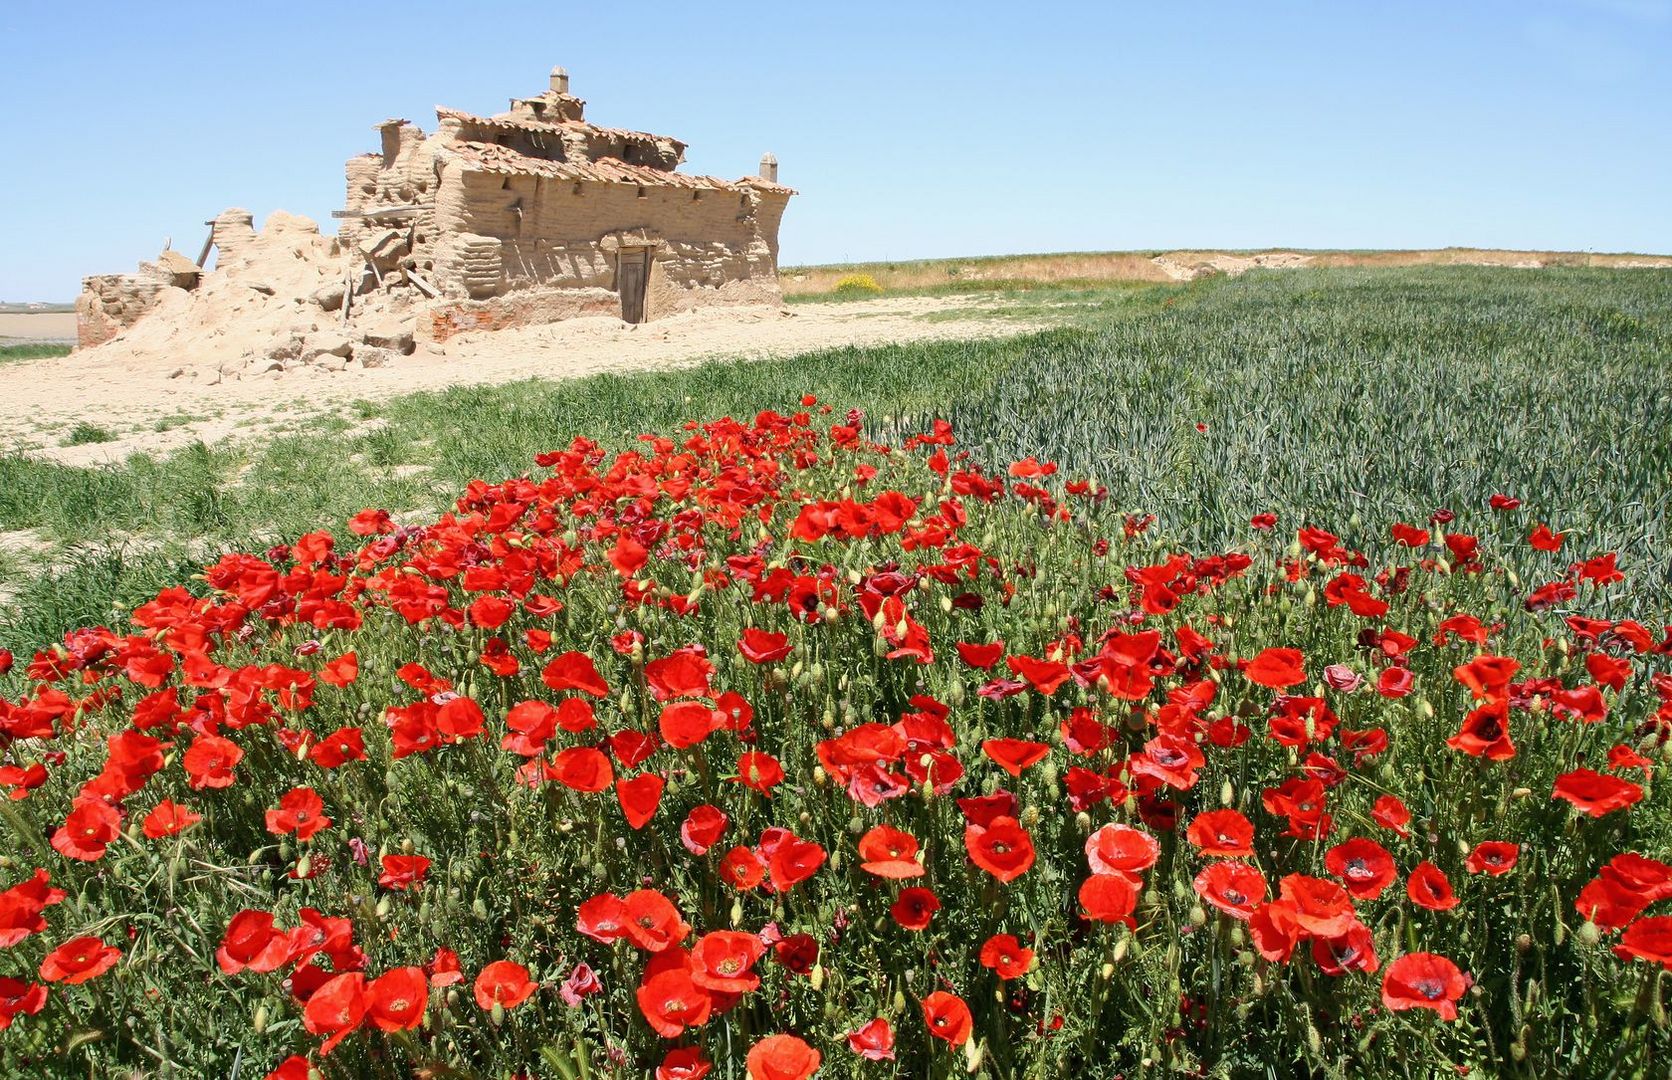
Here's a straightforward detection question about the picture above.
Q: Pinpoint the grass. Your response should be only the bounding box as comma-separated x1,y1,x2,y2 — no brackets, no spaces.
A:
780,247,1672,298
0,265,1668,648
59,422,116,446
0,342,72,363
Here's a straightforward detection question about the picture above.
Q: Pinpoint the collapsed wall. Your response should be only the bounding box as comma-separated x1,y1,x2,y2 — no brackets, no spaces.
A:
72,66,793,381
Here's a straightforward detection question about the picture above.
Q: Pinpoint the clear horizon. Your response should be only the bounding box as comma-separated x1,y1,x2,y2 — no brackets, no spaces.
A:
1,0,1668,301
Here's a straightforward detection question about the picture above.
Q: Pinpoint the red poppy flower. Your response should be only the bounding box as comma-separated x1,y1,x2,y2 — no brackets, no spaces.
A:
745,1033,822,1080
1464,841,1520,876
428,947,464,987
1193,860,1267,920
1613,916,1672,969
303,971,366,1055
1454,655,1520,699
309,726,367,768
1085,824,1160,878
1243,647,1306,689
658,1046,714,1080
966,817,1035,883
1381,952,1467,1020
681,804,728,855
1372,794,1412,837
1324,838,1398,900
1006,655,1072,695
691,930,767,993
719,846,768,891
39,936,121,985
658,702,718,752
858,825,924,878
1406,861,1460,911
982,737,1051,776
1278,875,1358,937
378,854,430,891
956,641,1005,669
1249,900,1302,962
0,870,65,948
1446,699,1516,760
738,628,793,664
0,977,47,1032
436,696,486,741
50,797,121,862
182,733,243,789
846,1016,896,1060
473,960,537,1010
1079,872,1140,926
265,786,331,841
541,651,609,697
765,932,815,975
1313,921,1380,976
622,889,692,952
365,966,427,1031
1553,768,1643,817
636,955,713,1037
1186,809,1255,857
922,990,974,1047
616,773,665,829
1529,523,1565,552
735,751,785,795
979,933,1034,979
891,886,941,930
216,910,296,975
550,746,615,792
576,892,629,943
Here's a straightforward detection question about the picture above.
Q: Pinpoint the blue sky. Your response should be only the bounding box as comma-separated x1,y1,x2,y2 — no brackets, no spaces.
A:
1,0,1668,300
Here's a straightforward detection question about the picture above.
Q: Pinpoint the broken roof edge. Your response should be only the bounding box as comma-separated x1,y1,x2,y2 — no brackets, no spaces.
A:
433,105,687,151
440,140,774,193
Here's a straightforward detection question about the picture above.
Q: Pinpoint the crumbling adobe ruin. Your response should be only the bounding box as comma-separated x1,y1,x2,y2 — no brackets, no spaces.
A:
75,67,793,379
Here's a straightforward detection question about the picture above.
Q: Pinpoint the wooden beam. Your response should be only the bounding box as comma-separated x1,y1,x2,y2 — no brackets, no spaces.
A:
404,269,441,299
330,204,432,221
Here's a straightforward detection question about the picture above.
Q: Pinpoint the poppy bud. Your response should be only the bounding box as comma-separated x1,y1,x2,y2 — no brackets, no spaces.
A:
490,1002,505,1026
940,596,953,614
1578,921,1601,946
1074,811,1091,833
810,964,825,991
253,1004,269,1033
1020,806,1041,828
814,766,828,786
376,897,391,918
964,1038,985,1072
893,990,906,1013
295,854,311,879
730,899,743,927
473,898,489,919
1113,936,1130,963
1188,905,1207,927
1100,962,1114,981
1306,1023,1322,1056
1229,925,1246,948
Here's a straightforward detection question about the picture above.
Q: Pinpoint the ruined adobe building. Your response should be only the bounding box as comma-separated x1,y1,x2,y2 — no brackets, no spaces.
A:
75,67,793,372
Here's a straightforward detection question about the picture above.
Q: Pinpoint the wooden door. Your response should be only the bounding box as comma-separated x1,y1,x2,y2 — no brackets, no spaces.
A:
618,251,648,324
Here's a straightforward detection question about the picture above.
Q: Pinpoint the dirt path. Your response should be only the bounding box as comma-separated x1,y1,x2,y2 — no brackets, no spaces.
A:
0,297,1035,465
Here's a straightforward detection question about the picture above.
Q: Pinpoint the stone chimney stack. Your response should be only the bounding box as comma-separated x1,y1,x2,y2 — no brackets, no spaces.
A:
759,152,779,183
550,66,570,94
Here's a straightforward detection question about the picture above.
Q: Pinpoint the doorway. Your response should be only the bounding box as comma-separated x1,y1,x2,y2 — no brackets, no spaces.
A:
617,249,649,323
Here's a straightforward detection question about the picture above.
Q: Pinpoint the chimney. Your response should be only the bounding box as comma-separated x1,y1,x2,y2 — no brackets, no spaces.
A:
759,152,779,183
550,66,570,94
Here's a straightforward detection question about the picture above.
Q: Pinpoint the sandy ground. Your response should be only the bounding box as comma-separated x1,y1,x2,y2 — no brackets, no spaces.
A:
0,297,1035,465
0,312,76,342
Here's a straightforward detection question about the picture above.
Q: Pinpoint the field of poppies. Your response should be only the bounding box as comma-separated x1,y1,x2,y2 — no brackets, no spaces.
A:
1,268,1670,1078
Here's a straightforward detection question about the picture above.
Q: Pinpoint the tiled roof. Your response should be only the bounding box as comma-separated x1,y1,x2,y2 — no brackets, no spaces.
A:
434,106,684,150
443,140,785,193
